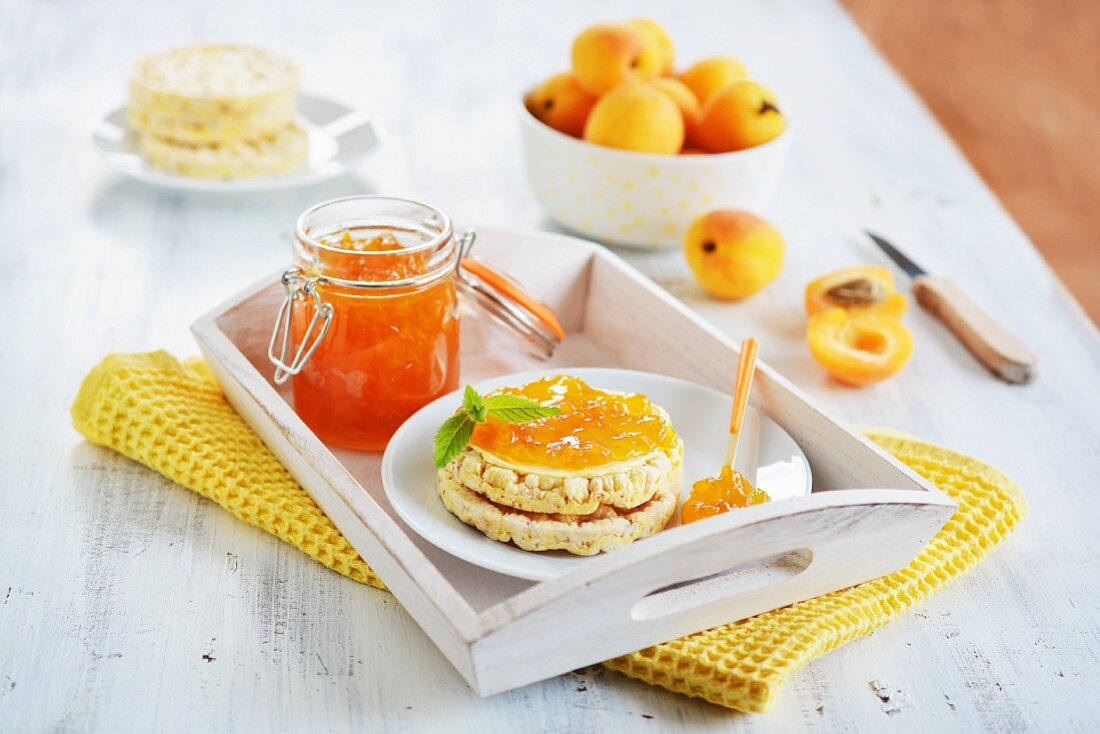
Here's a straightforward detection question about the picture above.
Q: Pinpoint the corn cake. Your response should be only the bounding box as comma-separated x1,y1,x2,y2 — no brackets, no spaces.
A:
437,465,680,555
129,44,298,119
126,96,295,146
139,120,307,179
450,437,683,515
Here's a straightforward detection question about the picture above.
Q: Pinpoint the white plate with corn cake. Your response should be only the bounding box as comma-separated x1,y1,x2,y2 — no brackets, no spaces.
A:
93,44,379,192
383,368,812,580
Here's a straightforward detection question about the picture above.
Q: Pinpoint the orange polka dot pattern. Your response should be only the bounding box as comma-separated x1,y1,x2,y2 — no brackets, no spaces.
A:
71,353,1025,712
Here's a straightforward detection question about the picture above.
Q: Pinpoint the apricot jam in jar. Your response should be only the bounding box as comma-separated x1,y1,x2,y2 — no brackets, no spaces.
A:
271,197,464,450
269,196,564,451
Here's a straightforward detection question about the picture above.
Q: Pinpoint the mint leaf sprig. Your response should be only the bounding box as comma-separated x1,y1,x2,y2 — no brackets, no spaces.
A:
432,385,561,468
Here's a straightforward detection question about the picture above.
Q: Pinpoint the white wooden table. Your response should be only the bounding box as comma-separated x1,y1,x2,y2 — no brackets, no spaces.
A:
2,1,1098,731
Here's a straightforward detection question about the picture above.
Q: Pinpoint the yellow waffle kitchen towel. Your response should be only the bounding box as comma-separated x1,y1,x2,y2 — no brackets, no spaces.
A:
71,352,1026,713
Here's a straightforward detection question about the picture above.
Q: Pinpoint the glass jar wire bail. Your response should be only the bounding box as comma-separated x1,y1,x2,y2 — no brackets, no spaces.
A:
267,229,475,385
268,269,334,385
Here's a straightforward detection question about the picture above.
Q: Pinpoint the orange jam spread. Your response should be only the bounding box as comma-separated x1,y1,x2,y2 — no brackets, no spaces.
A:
469,375,678,471
681,466,770,524
317,230,429,281
292,227,459,452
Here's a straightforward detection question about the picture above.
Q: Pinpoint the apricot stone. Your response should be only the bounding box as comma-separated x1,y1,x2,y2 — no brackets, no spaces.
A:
524,72,599,138
571,23,662,94
583,80,685,154
678,56,748,106
695,80,786,152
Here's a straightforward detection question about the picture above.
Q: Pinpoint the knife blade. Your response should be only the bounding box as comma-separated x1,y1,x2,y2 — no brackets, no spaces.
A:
866,231,925,279
866,230,1039,384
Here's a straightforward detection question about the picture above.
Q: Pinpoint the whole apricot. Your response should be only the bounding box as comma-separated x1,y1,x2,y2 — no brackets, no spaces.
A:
696,80,786,152
678,56,748,106
583,80,685,154
629,18,674,75
524,72,599,138
571,23,662,94
651,77,701,143
683,210,784,300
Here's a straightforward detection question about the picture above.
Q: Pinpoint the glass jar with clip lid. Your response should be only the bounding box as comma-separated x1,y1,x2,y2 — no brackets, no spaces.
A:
268,195,563,450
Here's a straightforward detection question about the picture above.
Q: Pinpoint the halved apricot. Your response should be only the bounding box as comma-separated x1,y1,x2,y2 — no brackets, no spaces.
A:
805,266,908,317
807,308,914,386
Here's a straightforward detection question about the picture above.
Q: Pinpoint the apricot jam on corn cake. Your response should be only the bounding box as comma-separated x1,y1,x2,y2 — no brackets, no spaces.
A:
436,375,682,553
469,374,680,472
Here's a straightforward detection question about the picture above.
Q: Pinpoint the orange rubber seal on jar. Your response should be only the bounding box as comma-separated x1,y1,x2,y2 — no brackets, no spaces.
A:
461,258,566,341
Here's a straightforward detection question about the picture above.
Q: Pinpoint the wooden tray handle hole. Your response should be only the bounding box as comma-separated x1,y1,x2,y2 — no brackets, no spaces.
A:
631,549,813,622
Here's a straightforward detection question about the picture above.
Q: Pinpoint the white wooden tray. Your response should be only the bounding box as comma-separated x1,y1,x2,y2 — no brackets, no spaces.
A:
192,227,956,696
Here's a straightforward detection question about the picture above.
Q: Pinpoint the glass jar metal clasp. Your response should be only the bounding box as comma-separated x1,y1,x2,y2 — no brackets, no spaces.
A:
268,269,333,385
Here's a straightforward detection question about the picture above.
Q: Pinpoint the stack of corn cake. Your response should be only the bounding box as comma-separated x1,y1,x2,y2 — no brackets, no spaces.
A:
128,45,307,179
437,404,683,556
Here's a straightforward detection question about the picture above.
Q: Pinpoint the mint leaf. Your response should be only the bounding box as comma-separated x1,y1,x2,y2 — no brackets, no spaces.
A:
433,389,560,468
484,394,562,423
433,413,475,468
462,385,487,423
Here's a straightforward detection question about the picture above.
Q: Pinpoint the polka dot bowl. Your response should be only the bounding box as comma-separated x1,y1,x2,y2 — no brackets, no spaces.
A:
520,102,790,249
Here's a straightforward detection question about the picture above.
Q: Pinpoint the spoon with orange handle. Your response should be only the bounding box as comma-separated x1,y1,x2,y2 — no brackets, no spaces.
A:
724,337,759,470
682,337,768,524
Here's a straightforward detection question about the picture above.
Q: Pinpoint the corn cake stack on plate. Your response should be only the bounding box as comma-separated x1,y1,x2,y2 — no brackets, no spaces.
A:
127,45,307,179
436,375,683,555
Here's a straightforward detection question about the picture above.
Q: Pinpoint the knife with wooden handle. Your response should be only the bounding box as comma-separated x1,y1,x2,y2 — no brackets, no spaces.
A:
866,231,1039,384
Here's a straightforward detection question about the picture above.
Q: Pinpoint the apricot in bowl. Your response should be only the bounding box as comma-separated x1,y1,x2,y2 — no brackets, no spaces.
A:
519,19,791,247
520,97,790,248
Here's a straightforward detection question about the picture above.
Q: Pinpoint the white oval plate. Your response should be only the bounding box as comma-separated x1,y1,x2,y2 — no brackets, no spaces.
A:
91,92,380,193
382,368,812,581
